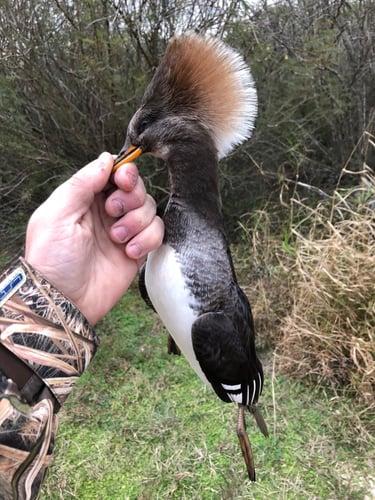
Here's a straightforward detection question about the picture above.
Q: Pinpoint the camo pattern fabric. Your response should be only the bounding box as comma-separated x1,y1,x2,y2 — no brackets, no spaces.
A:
0,257,99,499
0,377,57,500
0,257,99,405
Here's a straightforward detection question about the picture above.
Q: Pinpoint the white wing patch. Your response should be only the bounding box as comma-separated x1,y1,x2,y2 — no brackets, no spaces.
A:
221,373,263,405
222,383,241,391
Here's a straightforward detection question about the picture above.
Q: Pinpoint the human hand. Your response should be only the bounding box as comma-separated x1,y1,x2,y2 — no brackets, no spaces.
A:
25,152,164,324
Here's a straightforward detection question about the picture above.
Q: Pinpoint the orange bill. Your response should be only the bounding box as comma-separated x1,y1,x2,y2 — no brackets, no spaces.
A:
112,145,143,172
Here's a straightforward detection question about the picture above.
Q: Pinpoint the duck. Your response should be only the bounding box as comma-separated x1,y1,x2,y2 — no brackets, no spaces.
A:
113,32,268,481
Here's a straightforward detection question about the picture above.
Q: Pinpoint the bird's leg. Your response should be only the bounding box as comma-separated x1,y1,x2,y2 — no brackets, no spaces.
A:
167,334,181,355
236,404,256,481
248,404,269,437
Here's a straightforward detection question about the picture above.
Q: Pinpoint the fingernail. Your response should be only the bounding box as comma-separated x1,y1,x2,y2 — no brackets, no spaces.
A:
127,171,137,188
112,198,125,217
127,242,142,258
113,225,128,243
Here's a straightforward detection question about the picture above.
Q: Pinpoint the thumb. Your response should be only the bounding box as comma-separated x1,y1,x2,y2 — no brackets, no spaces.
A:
48,152,114,219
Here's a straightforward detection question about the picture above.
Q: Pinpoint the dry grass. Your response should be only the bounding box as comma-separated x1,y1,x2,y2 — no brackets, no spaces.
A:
236,132,375,422
277,166,375,410
236,208,292,349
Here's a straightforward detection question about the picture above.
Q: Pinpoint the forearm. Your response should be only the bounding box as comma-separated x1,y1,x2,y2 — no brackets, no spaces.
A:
0,257,99,499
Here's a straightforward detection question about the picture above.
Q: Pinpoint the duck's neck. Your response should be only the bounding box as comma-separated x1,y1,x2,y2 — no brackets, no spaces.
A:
166,133,222,218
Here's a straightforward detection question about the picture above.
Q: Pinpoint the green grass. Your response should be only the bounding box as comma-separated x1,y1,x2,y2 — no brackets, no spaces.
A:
42,287,374,499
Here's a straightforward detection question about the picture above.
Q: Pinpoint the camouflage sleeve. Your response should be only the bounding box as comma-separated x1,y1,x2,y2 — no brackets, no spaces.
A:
0,257,99,499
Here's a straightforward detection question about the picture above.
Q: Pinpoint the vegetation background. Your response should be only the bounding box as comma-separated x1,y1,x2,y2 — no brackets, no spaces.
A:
0,0,374,498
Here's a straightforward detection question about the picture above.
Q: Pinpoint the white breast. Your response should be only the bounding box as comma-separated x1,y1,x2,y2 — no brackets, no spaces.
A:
145,244,210,386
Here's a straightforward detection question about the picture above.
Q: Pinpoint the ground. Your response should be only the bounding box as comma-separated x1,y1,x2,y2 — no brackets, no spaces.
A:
43,287,374,499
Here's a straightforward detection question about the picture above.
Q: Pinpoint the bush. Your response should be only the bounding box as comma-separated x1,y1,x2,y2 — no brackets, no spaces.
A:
1,0,375,250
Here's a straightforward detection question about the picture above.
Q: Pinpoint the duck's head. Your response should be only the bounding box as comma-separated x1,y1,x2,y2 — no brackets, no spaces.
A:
113,33,257,171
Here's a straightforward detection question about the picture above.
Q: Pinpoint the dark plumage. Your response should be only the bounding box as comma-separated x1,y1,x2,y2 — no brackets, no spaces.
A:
114,32,268,481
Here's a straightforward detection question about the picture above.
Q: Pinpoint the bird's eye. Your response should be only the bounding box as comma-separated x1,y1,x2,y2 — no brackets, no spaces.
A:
139,116,152,134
